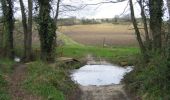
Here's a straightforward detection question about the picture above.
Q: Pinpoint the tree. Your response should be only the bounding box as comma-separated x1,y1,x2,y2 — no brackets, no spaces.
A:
27,0,33,60
137,0,150,49
129,0,163,57
37,0,56,61
19,0,33,61
0,0,14,59
54,0,61,46
149,0,163,51
166,0,170,59
129,0,146,57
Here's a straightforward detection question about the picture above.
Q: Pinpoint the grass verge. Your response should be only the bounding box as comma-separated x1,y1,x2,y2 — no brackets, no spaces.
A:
23,61,81,100
0,58,15,100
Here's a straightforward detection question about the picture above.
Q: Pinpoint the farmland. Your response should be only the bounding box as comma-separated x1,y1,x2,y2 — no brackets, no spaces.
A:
59,24,138,46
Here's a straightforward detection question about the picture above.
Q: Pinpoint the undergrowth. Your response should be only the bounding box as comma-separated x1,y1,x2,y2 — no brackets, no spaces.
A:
0,58,15,100
23,61,80,100
124,54,170,100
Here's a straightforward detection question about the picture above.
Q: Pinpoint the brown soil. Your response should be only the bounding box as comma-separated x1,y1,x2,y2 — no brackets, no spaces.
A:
8,64,42,100
80,85,130,100
59,24,138,46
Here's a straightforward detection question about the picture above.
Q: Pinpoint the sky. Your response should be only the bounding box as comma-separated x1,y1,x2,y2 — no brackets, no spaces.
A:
60,0,140,19
14,0,169,19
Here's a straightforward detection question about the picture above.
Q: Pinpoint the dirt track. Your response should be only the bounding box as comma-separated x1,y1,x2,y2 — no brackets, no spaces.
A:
78,55,130,100
8,64,42,100
80,85,129,100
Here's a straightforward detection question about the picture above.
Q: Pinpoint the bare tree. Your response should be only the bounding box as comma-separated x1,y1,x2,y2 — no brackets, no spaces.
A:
129,0,146,57
54,0,61,46
19,0,28,59
27,0,33,60
137,0,150,49
19,0,33,61
54,0,61,24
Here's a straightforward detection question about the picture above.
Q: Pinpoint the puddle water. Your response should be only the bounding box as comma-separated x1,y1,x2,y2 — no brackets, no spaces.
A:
71,65,133,86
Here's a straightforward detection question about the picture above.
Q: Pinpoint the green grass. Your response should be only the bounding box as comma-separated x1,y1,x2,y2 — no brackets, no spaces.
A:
23,61,80,100
58,32,84,47
57,33,139,64
124,53,170,100
57,46,139,63
0,58,15,100
58,46,138,59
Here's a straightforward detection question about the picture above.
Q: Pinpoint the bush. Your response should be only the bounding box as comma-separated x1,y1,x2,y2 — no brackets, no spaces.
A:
124,54,170,100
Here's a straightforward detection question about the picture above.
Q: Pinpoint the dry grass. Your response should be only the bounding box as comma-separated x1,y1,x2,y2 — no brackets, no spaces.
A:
59,24,138,46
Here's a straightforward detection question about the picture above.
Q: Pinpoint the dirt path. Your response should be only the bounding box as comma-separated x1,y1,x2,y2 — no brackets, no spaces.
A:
8,64,42,100
79,54,130,100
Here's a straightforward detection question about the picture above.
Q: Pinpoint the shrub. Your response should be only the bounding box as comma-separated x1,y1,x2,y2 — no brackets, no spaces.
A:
124,53,170,100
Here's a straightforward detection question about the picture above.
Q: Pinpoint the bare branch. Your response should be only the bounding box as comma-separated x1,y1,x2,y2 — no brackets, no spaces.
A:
84,0,127,6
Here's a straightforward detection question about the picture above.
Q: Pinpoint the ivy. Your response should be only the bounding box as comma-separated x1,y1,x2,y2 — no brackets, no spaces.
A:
37,0,56,61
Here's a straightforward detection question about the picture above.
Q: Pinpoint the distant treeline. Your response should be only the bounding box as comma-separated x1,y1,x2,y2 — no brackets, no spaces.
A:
57,15,134,26
57,16,147,26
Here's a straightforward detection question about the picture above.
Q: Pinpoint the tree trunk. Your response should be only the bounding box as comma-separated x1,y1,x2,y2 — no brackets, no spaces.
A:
129,0,146,56
167,0,170,23
138,0,151,49
149,0,163,51
27,0,33,60
1,0,14,59
54,0,61,24
19,0,28,59
166,0,170,58
0,27,3,50
19,0,33,61
37,0,56,61
54,0,61,46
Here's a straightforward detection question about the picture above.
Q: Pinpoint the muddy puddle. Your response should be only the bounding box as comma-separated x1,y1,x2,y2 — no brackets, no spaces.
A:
71,64,133,86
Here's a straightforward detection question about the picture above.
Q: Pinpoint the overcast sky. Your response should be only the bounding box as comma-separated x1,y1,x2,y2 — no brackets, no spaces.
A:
14,0,169,19
60,0,140,19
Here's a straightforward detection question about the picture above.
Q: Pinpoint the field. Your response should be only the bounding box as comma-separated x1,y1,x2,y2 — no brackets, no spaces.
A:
59,24,138,46
57,33,139,65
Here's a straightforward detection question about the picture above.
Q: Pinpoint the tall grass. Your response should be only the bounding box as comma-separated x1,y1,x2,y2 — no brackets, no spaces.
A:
124,54,170,100
23,61,80,100
0,58,15,100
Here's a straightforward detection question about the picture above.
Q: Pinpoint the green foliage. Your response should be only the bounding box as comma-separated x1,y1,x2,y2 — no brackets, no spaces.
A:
0,58,14,100
0,58,14,74
23,61,79,100
124,53,170,100
1,0,14,59
0,75,10,100
37,0,56,61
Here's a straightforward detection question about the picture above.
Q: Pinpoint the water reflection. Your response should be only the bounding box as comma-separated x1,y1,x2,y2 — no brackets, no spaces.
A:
71,65,133,86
